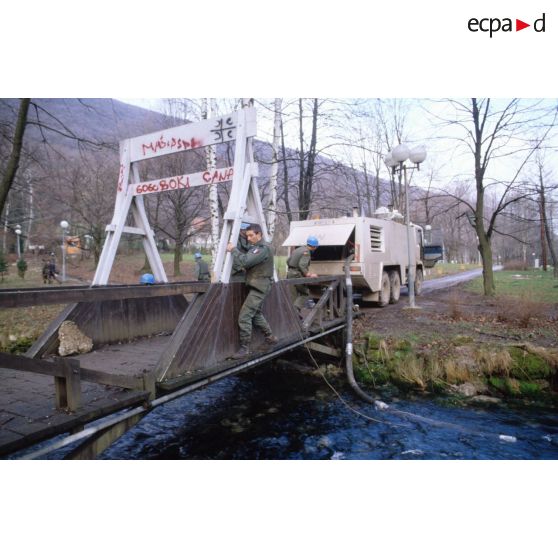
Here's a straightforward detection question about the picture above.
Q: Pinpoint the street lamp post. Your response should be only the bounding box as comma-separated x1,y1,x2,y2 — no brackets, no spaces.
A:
384,144,427,309
60,220,69,282
15,225,22,259
425,224,432,245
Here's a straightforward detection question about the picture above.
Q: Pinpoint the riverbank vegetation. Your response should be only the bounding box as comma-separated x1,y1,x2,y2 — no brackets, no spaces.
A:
353,272,558,407
352,333,557,405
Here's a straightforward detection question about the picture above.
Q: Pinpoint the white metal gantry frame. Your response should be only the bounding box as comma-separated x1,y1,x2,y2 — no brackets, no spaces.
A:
92,106,274,286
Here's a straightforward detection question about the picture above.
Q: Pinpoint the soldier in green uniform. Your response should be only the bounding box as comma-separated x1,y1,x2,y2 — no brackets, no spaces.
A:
194,253,210,281
287,236,319,314
231,222,251,282
227,224,277,358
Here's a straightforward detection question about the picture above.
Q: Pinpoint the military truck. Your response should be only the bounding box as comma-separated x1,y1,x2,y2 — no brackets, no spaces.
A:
282,208,442,306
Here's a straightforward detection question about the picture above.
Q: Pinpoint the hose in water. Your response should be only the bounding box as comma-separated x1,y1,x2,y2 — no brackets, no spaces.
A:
343,256,379,406
341,259,519,442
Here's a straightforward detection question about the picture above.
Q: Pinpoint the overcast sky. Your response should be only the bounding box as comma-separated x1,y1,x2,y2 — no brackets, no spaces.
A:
120,97,558,196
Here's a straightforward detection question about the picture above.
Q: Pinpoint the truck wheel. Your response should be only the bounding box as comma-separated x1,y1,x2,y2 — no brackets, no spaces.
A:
378,271,390,307
389,271,401,304
414,268,423,296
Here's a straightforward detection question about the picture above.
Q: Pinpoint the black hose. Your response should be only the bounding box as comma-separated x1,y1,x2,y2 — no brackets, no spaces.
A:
343,256,378,405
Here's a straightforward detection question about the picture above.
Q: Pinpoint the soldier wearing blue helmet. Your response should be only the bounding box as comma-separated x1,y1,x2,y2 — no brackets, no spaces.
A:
140,273,155,285
287,235,319,315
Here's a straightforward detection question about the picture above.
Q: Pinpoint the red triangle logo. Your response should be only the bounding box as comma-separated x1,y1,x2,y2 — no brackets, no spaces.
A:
516,19,530,31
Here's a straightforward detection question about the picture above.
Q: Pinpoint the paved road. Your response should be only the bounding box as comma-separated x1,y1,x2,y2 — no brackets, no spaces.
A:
402,266,503,295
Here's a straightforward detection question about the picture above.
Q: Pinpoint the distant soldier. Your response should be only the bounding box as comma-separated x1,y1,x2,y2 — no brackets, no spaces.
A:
227,224,277,358
194,253,210,281
231,222,251,281
44,253,60,284
41,259,51,284
140,273,155,285
287,236,319,315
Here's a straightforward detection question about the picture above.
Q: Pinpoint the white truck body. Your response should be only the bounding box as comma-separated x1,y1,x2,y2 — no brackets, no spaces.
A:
283,212,432,303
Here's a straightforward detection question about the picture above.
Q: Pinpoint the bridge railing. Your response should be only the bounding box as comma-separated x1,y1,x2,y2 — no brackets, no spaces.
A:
0,281,210,309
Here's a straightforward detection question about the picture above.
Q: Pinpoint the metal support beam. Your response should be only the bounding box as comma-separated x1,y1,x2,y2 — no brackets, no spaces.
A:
302,280,339,331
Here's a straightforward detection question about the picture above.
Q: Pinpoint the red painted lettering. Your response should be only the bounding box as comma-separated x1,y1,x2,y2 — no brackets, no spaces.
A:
141,135,205,157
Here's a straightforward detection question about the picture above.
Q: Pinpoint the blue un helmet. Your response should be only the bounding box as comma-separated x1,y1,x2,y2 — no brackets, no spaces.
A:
240,222,251,230
194,252,202,259
307,236,319,248
140,273,155,285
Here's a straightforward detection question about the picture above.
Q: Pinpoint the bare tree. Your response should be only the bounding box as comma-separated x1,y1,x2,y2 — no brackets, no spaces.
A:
296,98,319,220
531,153,558,276
48,153,116,265
434,98,557,295
266,98,281,237
0,99,30,217
202,98,220,266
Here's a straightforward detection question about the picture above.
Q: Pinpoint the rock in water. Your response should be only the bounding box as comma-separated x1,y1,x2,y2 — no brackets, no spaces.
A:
499,435,517,443
455,382,477,397
58,321,93,356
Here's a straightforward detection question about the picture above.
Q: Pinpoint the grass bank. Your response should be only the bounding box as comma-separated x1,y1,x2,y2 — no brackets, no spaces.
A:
465,268,558,303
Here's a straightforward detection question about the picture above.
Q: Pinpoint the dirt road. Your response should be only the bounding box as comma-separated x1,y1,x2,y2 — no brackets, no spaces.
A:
401,266,503,295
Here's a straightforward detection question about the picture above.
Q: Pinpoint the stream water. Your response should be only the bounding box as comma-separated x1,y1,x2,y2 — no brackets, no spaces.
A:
99,364,558,460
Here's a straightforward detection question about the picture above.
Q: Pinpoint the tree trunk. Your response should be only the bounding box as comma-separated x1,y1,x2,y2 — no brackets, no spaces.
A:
266,98,281,238
374,169,381,213
140,254,151,273
477,228,495,296
539,200,548,273
203,98,219,267
540,181,558,277
297,99,305,219
0,99,30,217
280,119,292,223
173,243,182,276
94,244,102,266
2,199,10,253
472,98,496,296
297,98,319,220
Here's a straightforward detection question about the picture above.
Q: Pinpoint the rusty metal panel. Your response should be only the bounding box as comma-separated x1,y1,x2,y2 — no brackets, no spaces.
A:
159,282,304,382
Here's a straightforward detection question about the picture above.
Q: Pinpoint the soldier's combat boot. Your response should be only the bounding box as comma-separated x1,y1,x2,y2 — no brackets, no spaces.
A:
231,344,250,359
264,334,278,346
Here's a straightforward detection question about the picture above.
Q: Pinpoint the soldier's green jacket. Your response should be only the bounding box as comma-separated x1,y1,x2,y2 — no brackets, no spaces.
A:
196,259,210,280
232,233,251,276
287,245,311,276
232,240,274,292
238,234,250,254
